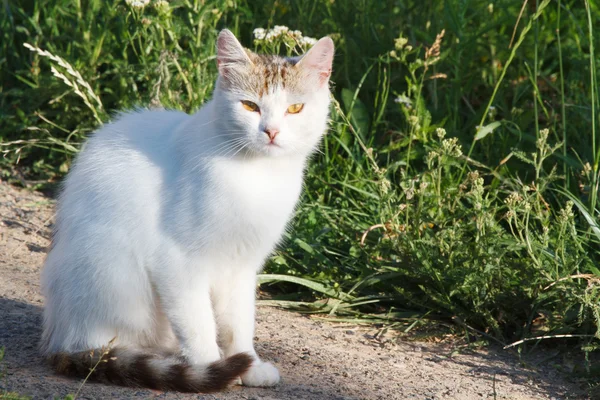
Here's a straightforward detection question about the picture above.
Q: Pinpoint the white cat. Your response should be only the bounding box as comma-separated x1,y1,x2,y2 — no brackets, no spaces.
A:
40,29,334,392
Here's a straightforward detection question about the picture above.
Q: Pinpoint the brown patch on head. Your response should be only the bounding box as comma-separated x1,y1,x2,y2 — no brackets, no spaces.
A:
220,52,306,97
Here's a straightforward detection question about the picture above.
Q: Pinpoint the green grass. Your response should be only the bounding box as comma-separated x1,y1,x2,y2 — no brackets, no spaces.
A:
2,0,600,381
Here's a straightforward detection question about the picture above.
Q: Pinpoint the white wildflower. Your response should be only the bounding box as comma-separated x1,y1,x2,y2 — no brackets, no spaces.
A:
126,0,150,8
468,171,480,182
253,28,266,40
426,150,439,166
265,30,278,42
559,200,575,222
470,177,484,196
154,0,169,12
504,192,523,206
273,25,289,35
394,37,408,50
300,36,317,46
380,178,391,194
253,25,317,47
442,137,462,157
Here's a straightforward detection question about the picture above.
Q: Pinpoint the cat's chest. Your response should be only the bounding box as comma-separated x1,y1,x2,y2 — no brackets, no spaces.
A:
209,158,303,222
169,158,304,258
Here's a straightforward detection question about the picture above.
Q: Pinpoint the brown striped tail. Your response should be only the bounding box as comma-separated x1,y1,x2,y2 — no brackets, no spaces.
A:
49,348,252,393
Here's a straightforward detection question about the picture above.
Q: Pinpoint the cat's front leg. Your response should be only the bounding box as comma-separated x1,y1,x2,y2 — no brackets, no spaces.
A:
153,255,222,365
213,267,280,387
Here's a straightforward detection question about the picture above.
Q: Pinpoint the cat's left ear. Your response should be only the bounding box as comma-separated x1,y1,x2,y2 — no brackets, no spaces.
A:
216,29,252,77
297,37,335,86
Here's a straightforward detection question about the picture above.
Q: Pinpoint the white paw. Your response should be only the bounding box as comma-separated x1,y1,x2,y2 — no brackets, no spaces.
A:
241,361,280,387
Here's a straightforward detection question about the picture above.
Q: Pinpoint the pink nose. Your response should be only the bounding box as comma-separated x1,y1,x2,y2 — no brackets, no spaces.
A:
264,128,279,141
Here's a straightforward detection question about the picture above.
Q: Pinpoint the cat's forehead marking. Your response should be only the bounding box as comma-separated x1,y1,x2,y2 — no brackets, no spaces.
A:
248,54,303,97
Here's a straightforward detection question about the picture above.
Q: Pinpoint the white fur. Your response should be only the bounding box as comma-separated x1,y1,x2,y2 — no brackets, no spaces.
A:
41,30,334,388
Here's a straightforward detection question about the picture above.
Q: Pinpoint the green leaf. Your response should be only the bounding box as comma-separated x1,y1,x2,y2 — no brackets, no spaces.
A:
257,274,345,299
558,189,600,243
474,121,501,141
341,87,370,139
294,238,314,254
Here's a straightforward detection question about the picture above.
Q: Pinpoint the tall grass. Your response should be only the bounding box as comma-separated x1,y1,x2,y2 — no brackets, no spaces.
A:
1,0,600,368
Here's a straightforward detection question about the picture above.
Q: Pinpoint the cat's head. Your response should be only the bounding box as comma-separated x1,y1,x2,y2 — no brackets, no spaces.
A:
212,29,334,158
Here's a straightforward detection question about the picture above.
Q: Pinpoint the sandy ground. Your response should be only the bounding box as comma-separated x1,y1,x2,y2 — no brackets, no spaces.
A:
0,179,589,400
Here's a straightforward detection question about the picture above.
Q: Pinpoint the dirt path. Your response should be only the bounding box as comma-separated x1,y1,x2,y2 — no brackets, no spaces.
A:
0,180,588,400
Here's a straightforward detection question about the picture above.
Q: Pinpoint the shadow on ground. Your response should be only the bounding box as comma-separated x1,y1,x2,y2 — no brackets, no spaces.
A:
0,298,363,400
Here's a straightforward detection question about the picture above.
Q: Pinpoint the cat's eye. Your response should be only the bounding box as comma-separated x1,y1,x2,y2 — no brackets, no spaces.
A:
286,103,304,114
241,100,260,112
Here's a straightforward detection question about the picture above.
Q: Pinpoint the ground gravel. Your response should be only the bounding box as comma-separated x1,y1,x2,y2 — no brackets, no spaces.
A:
0,180,588,399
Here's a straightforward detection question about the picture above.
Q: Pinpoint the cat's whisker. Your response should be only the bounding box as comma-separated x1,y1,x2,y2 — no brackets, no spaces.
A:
181,117,220,131
229,142,252,159
186,139,246,173
203,139,249,162
189,138,248,171
183,132,242,149
215,138,247,155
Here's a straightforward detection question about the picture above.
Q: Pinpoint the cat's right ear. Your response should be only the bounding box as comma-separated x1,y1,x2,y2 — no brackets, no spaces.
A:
216,29,252,78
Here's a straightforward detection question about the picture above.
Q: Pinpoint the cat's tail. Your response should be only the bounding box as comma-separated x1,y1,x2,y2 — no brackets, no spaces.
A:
48,347,252,393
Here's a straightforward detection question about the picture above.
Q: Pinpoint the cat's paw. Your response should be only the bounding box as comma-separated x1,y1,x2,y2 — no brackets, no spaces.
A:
241,361,280,387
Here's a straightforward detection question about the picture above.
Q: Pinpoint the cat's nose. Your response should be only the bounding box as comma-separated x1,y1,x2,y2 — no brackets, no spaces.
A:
264,128,279,141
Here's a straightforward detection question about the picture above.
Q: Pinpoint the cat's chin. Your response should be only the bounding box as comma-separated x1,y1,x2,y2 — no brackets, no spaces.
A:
255,142,296,158
265,142,283,152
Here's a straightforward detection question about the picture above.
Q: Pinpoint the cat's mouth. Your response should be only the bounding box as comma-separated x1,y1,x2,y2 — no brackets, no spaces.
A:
262,141,285,155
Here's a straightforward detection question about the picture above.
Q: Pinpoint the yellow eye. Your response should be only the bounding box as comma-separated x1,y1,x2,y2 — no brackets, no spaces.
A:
287,103,304,114
241,100,259,112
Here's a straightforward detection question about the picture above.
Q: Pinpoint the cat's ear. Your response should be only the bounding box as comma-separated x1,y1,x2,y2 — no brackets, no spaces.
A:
297,37,334,86
216,29,252,77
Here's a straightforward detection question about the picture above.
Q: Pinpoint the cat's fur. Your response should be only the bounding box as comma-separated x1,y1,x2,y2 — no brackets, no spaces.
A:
40,29,334,392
